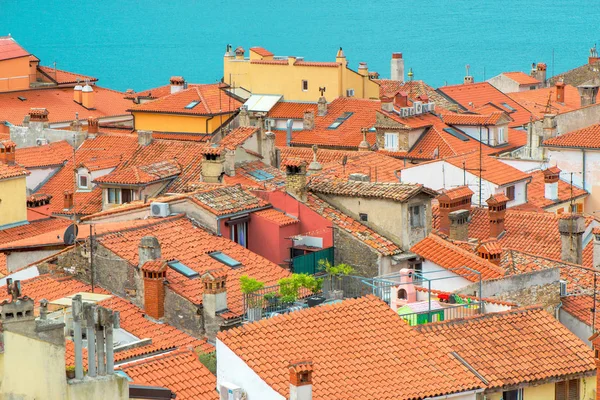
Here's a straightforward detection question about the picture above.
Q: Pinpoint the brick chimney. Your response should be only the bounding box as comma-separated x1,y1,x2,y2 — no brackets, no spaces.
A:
317,96,327,116
558,214,586,265
531,63,547,87
63,190,74,210
593,228,600,269
476,239,502,265
285,160,308,202
289,360,313,400
170,76,185,94
544,166,560,201
380,94,394,112
394,92,408,108
0,140,16,165
391,52,404,82
29,108,49,124
437,186,474,235
303,109,315,130
486,193,509,238
202,269,228,340
141,259,167,320
87,117,99,134
448,209,470,242
82,81,95,110
201,147,225,183
138,236,161,268
137,130,153,146
555,81,565,104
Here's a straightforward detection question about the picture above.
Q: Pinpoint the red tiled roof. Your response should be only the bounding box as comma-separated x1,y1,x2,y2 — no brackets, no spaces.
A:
249,47,273,57
219,126,258,150
544,123,600,149
189,184,269,216
375,80,459,112
439,186,474,201
253,208,298,226
250,59,288,65
118,349,218,400
0,217,71,245
440,111,508,126
293,61,340,68
218,295,484,400
315,151,407,183
411,234,505,281
508,84,596,120
502,71,541,86
443,152,530,186
129,84,241,116
562,295,600,329
0,86,132,125
526,169,587,209
437,82,532,127
417,307,595,389
222,160,286,189
305,194,401,256
278,147,355,166
94,159,181,185
96,216,289,315
308,176,437,201
0,162,29,180
269,102,318,119
81,156,122,172
37,66,98,85
15,140,72,168
0,36,29,61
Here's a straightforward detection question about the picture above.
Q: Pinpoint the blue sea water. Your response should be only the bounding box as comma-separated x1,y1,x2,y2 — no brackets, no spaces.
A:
2,1,600,92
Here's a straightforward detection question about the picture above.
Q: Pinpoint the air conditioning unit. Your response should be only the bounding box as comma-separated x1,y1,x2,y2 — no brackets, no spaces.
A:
408,107,415,116
346,89,355,97
219,382,244,400
422,103,431,112
429,102,436,112
401,108,410,117
36,138,48,146
414,101,423,114
150,202,170,218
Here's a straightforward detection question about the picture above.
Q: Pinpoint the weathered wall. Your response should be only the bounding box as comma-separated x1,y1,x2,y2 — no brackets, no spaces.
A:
487,74,521,93
10,123,86,148
66,375,128,400
333,226,380,277
560,308,594,347
164,288,204,338
6,249,60,273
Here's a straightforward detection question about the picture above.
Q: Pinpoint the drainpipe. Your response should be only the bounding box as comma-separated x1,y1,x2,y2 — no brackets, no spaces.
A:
582,149,586,191
555,301,563,320
205,115,215,135
394,169,402,182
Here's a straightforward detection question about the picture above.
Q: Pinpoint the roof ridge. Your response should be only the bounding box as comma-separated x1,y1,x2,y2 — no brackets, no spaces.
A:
429,233,505,274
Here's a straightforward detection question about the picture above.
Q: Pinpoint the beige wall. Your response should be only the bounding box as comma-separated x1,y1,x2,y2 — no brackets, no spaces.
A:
485,377,595,400
0,176,28,228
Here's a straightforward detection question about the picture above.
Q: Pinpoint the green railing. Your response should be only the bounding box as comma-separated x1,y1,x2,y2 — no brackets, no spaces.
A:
292,247,334,275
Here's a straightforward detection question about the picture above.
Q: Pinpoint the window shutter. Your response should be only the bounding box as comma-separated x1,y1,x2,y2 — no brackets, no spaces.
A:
567,379,579,400
555,381,566,400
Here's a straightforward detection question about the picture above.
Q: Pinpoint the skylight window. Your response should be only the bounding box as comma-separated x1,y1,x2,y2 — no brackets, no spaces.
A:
443,127,470,142
168,260,199,278
327,112,354,129
500,102,516,112
209,252,242,268
248,169,274,181
184,100,200,109
17,96,26,102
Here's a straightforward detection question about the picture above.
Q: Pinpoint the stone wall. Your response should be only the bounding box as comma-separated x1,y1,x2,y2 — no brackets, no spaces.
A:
164,288,204,338
10,122,86,148
333,226,380,277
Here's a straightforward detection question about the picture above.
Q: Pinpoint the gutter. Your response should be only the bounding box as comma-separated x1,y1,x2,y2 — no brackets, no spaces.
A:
215,205,272,236
426,388,485,399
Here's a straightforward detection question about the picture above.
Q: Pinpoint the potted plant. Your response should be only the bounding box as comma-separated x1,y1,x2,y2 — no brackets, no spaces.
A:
263,292,280,307
305,276,325,307
320,260,354,300
278,275,302,307
240,275,265,321
66,365,76,379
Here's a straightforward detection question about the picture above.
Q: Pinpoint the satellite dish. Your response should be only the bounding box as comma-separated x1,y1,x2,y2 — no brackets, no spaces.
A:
63,224,78,245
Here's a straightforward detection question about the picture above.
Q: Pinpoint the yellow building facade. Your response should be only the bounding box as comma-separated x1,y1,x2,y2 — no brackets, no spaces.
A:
0,140,29,228
223,46,380,102
132,112,233,134
485,376,595,400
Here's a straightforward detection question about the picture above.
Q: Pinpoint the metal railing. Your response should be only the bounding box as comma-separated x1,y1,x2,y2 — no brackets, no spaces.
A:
398,301,482,326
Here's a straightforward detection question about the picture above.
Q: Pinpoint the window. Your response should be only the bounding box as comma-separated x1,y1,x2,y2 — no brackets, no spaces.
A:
78,175,88,189
498,127,506,144
384,133,399,151
443,127,470,142
409,205,424,228
505,186,515,201
230,221,247,248
576,203,583,213
168,260,199,278
301,80,308,92
501,102,516,112
359,213,368,222
184,100,200,109
107,188,120,204
555,379,579,400
502,389,523,400
247,169,274,181
122,189,133,204
209,251,242,268
327,112,353,129
529,85,537,90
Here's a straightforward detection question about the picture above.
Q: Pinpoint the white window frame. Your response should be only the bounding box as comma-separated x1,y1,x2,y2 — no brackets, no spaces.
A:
501,388,523,400
78,174,89,189
107,188,121,204
498,126,506,144
409,205,424,228
384,132,399,151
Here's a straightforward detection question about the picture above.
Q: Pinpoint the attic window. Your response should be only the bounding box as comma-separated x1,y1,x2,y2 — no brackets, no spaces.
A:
443,128,470,142
184,100,200,109
500,102,516,112
327,112,354,129
209,252,242,268
168,260,199,278
248,169,274,181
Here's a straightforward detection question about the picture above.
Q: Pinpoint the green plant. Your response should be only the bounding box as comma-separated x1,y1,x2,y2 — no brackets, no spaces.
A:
198,351,217,375
278,275,302,302
319,260,354,291
264,292,279,301
280,294,297,304
66,366,76,372
239,275,265,294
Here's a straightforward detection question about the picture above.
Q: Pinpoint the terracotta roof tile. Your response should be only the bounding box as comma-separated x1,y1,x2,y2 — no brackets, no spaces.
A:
526,169,587,209
375,80,459,111
94,159,181,185
222,161,285,189
269,102,318,119
562,295,600,329
190,184,269,216
314,151,407,183
249,47,273,57
278,147,355,166
37,66,98,85
439,186,474,201
15,140,72,168
509,84,595,120
0,217,72,245
0,162,29,180
544,122,600,149
0,36,29,61
442,152,530,186
253,208,298,226
440,111,508,126
218,295,484,400
308,176,437,201
417,307,595,389
218,126,258,150
502,71,541,86
118,349,218,400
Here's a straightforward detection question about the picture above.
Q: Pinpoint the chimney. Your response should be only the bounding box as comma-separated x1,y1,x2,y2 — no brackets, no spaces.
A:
141,259,167,320
286,119,294,146
486,193,508,238
531,63,547,87
63,190,74,210
558,214,586,265
391,52,404,82
380,94,394,112
390,268,417,312
201,147,225,183
437,186,474,235
235,46,245,60
476,239,502,265
289,360,313,400
317,96,327,116
593,228,600,270
394,91,408,108
555,81,565,103
543,166,560,201
202,269,228,340
0,140,16,165
578,82,600,107
138,235,161,268
358,62,368,77
303,109,315,130
307,144,322,175
262,129,277,167
358,128,370,152
542,114,557,139
285,160,308,202
335,47,346,66
87,117,99,134
169,76,185,94
238,105,250,127
29,108,49,124
464,64,474,84
589,44,600,65
137,130,153,146
74,81,83,103
448,209,470,242
82,81,95,109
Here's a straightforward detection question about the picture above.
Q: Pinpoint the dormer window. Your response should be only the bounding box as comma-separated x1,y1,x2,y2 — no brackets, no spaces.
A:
78,175,88,189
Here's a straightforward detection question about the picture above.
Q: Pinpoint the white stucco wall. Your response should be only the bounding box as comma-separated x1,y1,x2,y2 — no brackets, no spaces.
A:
216,339,285,400
0,266,39,286
559,308,594,348
421,260,472,292
497,157,547,173
26,167,58,192
6,249,59,273
487,74,521,93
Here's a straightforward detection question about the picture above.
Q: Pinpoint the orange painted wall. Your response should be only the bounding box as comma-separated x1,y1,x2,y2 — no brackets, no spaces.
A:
0,57,31,92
